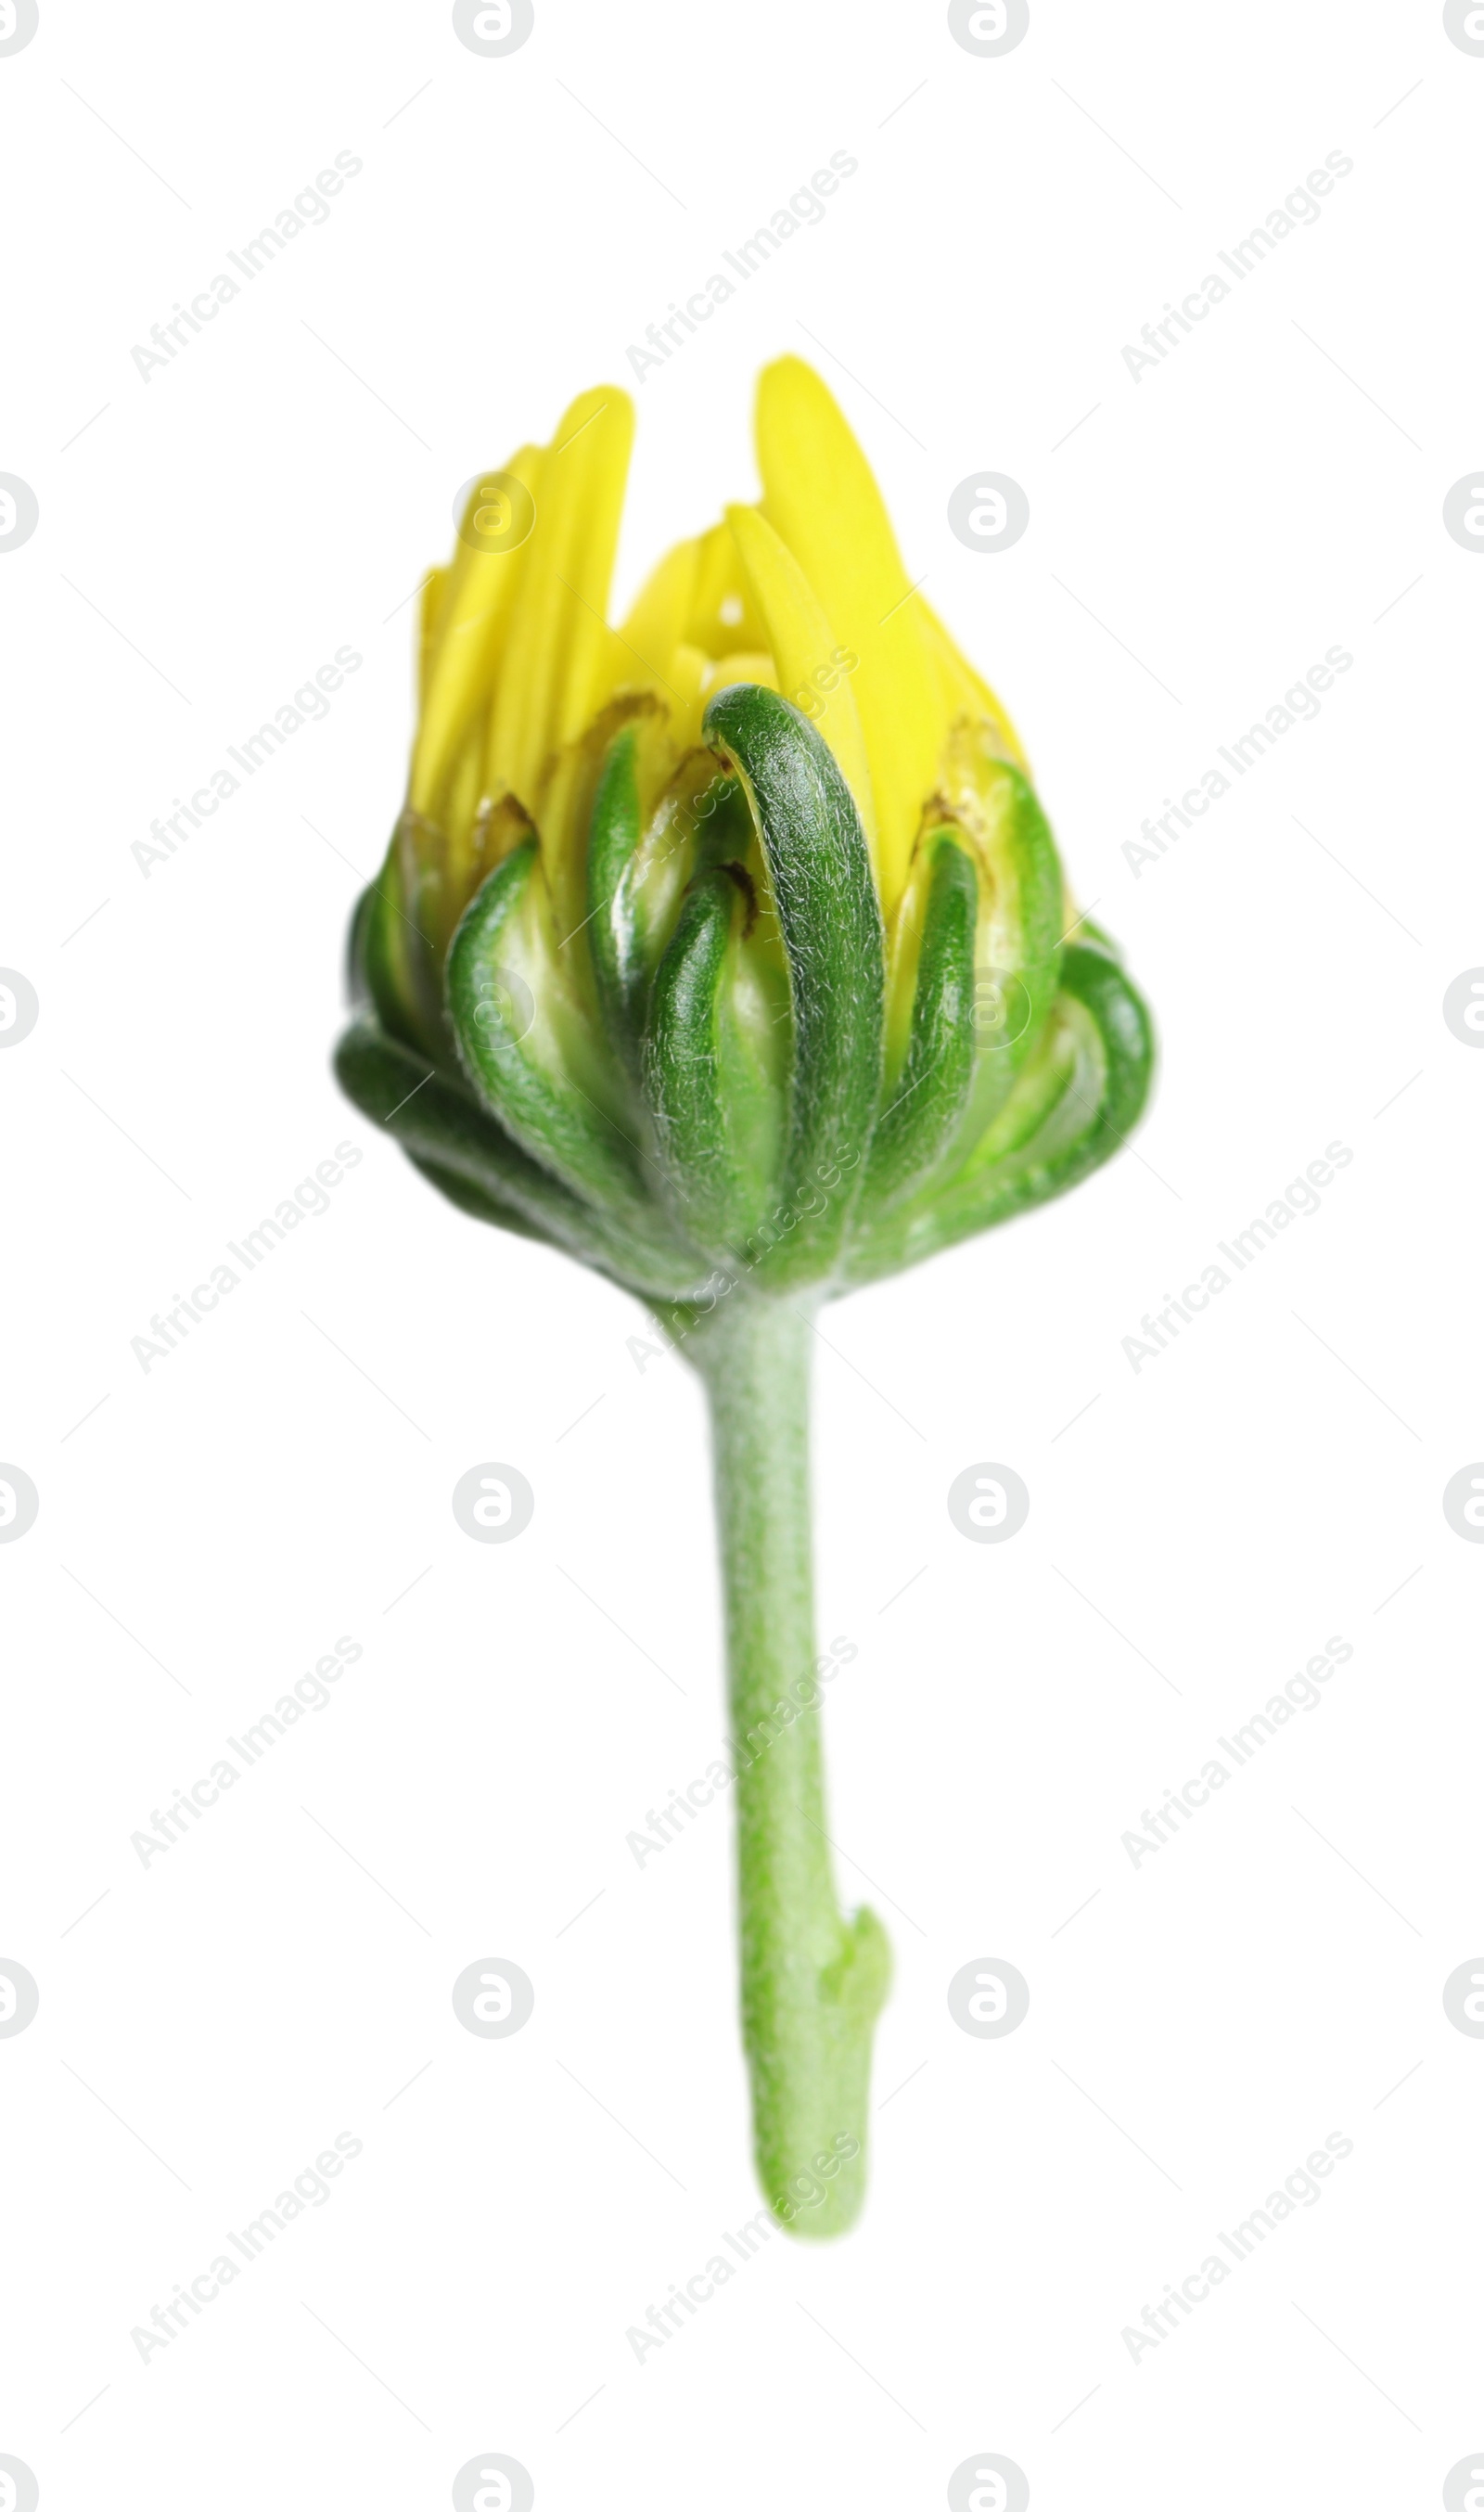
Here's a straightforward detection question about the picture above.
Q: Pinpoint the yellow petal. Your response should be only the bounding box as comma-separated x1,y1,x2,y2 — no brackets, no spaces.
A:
686,520,769,658
723,501,876,855
647,635,783,750
754,356,945,912
411,444,544,818
485,387,635,814
703,647,776,694
916,595,1029,774
417,564,449,710
596,532,700,710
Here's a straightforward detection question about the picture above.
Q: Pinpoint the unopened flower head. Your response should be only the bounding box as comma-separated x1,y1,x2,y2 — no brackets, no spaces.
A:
341,357,1151,1304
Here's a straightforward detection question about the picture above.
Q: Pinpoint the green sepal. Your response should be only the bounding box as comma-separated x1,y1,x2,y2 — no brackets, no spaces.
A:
447,838,661,1225
841,943,1155,1285
355,817,453,1066
864,830,979,1210
956,760,1067,1137
335,1019,707,1301
644,866,758,1260
701,686,884,1288
585,724,648,1069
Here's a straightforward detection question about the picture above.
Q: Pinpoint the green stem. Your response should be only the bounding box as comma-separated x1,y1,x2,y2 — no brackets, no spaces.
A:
688,1290,890,2237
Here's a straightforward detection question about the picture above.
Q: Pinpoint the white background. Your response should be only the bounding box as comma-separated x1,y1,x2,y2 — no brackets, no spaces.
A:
3,3,1482,2506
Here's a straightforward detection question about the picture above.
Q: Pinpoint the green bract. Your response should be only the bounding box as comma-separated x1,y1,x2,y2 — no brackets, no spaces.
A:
339,685,1152,1307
